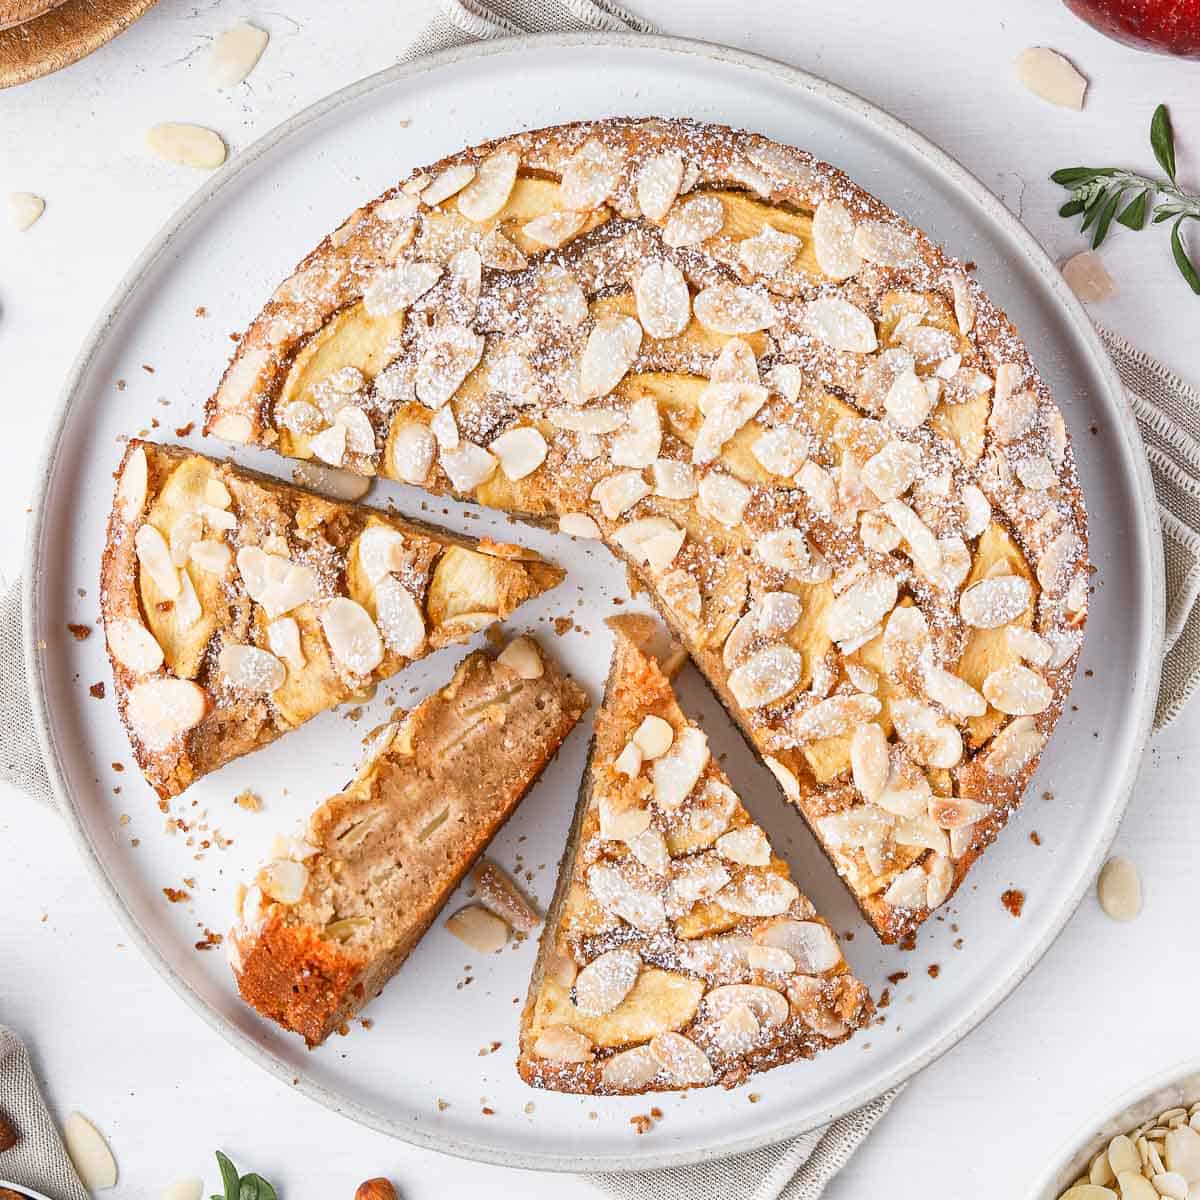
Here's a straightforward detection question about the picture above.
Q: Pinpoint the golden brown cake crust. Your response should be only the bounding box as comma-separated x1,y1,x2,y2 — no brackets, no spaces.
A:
204,118,1088,943
99,440,564,799
516,619,871,1095
230,642,587,1046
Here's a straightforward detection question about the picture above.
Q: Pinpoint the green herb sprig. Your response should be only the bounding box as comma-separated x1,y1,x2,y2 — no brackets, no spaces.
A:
1052,104,1200,294
211,1150,279,1200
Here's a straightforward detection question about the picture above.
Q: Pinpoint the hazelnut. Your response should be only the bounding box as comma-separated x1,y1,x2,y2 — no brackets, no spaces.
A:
354,1179,398,1200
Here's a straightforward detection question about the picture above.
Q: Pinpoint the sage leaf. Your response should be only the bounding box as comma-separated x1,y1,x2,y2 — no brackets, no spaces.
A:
1171,217,1200,294
1116,190,1149,231
1151,104,1177,182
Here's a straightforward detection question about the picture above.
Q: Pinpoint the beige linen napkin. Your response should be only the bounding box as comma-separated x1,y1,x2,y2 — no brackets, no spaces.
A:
0,1027,89,1200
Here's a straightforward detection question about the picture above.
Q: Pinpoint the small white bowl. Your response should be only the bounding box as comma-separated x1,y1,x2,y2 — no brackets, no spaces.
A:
1031,1060,1200,1197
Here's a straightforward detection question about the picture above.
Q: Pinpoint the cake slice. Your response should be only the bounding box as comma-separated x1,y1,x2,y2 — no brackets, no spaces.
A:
100,440,564,799
517,617,871,1094
229,637,587,1046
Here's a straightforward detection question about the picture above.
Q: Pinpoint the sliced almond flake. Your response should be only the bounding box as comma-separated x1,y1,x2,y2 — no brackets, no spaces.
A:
135,524,180,598
601,1044,660,1089
694,285,775,335
523,209,587,249
375,576,426,657
363,260,442,317
626,827,669,876
169,511,203,568
281,399,322,435
611,516,685,574
803,297,877,353
883,368,936,430
846,662,878,694
765,362,803,404
990,386,1039,444
791,693,881,741
711,337,760,387
716,872,798,917
490,426,548,481
635,152,685,221
883,864,928,909
147,122,226,169
876,766,932,819
174,569,203,632
756,592,802,638
265,616,304,673
811,200,862,280
985,715,1046,777
758,919,841,973
712,1002,761,1053
850,722,889,802
335,406,376,456
949,273,976,333
479,227,528,271
377,193,419,222
62,1112,118,1191
925,854,954,908
431,405,459,451
752,426,809,477
862,440,922,501
421,163,477,208
693,383,767,465
560,138,624,210
580,315,642,400
127,678,208,750
592,470,650,520
715,824,771,866
635,259,691,340
456,149,519,221
894,813,949,857
728,644,804,709
663,193,724,247
1005,625,1052,667
961,485,992,539
440,441,498,492
882,499,942,577
819,805,892,865
1095,855,1142,923
924,664,987,718
219,643,285,694
1016,453,1058,491
696,472,751,528
117,445,149,521
320,597,383,676
648,725,708,814
574,947,642,1017
610,395,662,469
1014,46,1088,110
706,983,788,1029
754,528,830,584
738,223,801,276
666,854,732,912
599,794,651,842
825,571,898,643
416,325,485,409
587,864,666,931
929,794,991,830
890,697,963,768
389,421,436,484
559,512,602,539
649,1032,713,1085
107,617,165,675
797,460,835,515
446,905,509,953
652,458,696,499
852,220,920,268
308,423,347,466
982,663,1053,715
536,264,588,327
8,191,44,231
1040,529,1085,595
960,575,1033,628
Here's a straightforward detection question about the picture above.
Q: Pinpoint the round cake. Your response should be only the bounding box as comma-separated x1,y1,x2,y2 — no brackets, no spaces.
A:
206,117,1089,943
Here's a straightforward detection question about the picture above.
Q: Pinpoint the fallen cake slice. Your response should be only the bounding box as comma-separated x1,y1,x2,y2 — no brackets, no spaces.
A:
517,617,871,1094
230,637,587,1046
100,441,564,798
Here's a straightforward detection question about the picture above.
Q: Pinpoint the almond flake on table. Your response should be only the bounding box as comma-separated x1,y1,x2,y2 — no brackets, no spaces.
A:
7,191,44,231
1014,47,1088,110
1062,251,1117,302
1097,855,1142,922
62,1111,118,1190
208,20,269,89
147,124,228,170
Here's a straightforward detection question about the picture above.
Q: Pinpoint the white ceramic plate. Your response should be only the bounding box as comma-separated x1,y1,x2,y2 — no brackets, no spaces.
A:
23,34,1162,1172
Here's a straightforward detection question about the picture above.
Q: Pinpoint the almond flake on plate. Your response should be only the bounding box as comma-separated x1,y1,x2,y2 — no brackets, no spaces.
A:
8,191,44,231
1014,46,1088,110
208,20,268,89
146,123,227,170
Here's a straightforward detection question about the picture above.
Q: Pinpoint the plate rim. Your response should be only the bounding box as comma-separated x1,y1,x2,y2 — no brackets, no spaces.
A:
21,30,1165,1172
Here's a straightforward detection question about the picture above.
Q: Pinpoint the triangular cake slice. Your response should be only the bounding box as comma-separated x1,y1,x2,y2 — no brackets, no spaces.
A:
101,440,564,798
517,617,871,1094
230,636,587,1046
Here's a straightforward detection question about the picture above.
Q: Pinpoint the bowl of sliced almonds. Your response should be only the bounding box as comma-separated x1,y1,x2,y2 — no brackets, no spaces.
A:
1035,1063,1200,1200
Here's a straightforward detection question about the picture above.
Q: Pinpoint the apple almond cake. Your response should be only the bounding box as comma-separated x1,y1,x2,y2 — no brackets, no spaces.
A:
516,616,870,1093
204,117,1088,942
229,637,587,1045
100,440,564,799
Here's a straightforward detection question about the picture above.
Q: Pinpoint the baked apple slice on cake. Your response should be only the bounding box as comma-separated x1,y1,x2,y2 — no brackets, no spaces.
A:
101,440,564,798
516,617,871,1094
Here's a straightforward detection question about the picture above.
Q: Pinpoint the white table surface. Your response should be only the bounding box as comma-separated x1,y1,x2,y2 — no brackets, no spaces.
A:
2,2,1198,1197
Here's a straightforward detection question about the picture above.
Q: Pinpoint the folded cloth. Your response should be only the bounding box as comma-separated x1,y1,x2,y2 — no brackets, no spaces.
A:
0,1027,88,1200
